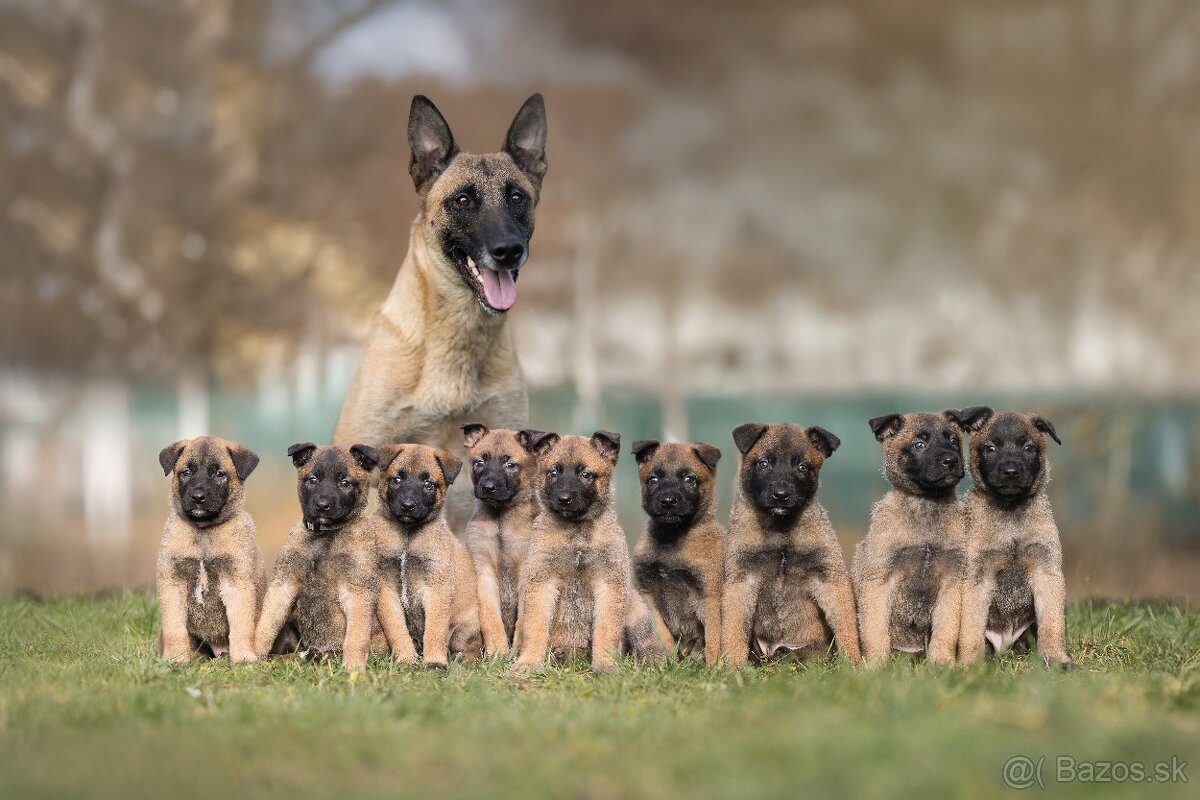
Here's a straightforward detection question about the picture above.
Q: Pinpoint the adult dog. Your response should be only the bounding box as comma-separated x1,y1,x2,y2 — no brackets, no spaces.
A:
334,94,548,529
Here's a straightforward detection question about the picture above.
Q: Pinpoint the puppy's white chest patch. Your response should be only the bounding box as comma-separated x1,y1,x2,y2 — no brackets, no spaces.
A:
193,560,208,605
399,552,409,607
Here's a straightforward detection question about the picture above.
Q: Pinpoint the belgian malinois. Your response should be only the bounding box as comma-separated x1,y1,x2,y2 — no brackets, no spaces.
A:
334,94,548,529
957,409,1072,669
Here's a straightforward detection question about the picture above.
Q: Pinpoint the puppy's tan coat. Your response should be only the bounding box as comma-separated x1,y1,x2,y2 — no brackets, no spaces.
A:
156,436,263,663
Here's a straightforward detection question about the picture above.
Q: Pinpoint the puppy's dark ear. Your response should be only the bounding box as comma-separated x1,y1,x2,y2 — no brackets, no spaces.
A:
287,442,317,469
349,444,380,472
376,444,403,472
807,427,841,458
591,430,621,463
437,451,463,485
1031,415,1062,445
631,439,660,465
947,406,992,433
461,423,490,449
226,443,260,481
408,95,459,192
517,429,559,457
692,443,722,472
159,440,188,476
732,423,768,455
868,414,904,442
503,93,547,189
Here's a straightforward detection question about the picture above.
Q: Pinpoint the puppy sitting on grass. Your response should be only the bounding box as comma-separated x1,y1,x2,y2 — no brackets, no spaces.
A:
721,423,861,667
853,409,985,665
155,436,263,663
631,439,726,664
252,443,380,669
461,424,540,657
374,443,483,669
511,430,664,674
957,410,1072,669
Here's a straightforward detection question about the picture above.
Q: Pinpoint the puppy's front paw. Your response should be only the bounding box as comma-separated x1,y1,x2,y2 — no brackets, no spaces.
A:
424,661,448,672
1044,654,1074,672
509,660,539,676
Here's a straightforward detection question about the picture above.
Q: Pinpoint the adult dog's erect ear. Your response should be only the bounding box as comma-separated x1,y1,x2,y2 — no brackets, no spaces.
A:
409,95,459,192
503,93,547,190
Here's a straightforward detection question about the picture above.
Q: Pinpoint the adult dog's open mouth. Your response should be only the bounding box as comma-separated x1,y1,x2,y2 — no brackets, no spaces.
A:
455,252,518,313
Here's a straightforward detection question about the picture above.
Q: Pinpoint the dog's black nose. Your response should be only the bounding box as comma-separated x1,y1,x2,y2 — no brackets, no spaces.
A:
490,239,525,267
481,480,498,494
771,488,791,501
556,492,573,506
399,500,416,512
660,494,678,508
942,454,959,467
315,498,332,511
1002,465,1020,478
190,490,206,502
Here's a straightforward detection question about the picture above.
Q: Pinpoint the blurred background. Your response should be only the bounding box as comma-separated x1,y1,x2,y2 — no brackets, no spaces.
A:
1,0,1197,598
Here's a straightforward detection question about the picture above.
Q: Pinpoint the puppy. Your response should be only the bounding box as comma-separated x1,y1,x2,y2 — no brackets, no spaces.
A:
853,409,983,665
461,423,539,656
155,436,263,663
252,443,380,669
721,423,860,667
511,430,664,673
631,439,726,664
374,443,482,669
958,410,1072,669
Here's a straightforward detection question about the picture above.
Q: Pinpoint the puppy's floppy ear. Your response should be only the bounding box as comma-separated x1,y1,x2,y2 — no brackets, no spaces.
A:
461,423,490,449
287,442,317,469
692,442,722,472
868,414,904,442
436,451,463,485
408,95,459,192
518,429,559,457
631,439,660,464
159,440,188,476
591,431,621,463
349,444,380,472
806,427,840,458
1031,415,1062,445
376,444,404,472
503,93,547,189
732,423,768,455
226,443,260,481
946,406,992,433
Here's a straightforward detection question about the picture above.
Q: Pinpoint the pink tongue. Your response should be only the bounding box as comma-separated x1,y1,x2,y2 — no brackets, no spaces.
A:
479,268,517,310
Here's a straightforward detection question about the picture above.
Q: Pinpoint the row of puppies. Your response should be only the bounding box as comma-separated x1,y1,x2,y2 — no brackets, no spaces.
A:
155,407,1069,672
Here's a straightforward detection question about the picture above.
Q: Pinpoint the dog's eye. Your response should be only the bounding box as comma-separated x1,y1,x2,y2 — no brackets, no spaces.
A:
390,475,402,484
755,459,769,470
505,461,520,471
453,194,472,208
214,468,227,479
424,480,435,490
983,443,997,453
179,468,191,479
683,475,697,486
474,458,485,468
913,441,926,451
580,470,594,482
304,475,318,486
1023,442,1037,452
340,478,353,488
797,464,808,474
509,192,525,207
647,475,659,486
548,468,558,479
949,435,959,445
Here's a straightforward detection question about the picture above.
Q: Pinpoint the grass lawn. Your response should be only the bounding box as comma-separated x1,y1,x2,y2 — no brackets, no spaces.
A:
1,593,1197,799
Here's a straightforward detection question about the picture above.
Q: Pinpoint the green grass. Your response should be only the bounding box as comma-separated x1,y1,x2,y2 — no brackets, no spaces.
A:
1,595,1197,799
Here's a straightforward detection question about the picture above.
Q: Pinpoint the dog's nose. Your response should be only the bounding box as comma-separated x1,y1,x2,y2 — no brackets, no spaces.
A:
660,494,678,508
771,488,791,501
190,489,206,502
490,239,525,267
481,480,498,494
315,497,332,512
399,500,417,512
942,454,959,467
556,492,573,506
1002,465,1020,478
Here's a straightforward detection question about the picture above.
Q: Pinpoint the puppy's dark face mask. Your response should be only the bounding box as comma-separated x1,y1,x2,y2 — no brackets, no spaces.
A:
973,412,1059,501
633,441,721,531
377,444,462,527
733,424,838,527
521,431,619,522
288,444,378,533
462,425,532,509
871,411,975,497
160,437,258,529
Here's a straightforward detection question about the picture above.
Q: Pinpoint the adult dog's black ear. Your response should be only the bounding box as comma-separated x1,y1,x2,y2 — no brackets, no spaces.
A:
868,414,904,442
946,406,993,433
1031,415,1062,445
631,439,660,465
503,93,547,190
518,429,559,457
227,443,260,481
692,443,722,472
807,427,841,458
159,440,188,476
732,423,768,455
408,95,459,192
437,451,464,485
591,431,621,463
287,442,318,469
349,444,380,472
461,423,490,449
